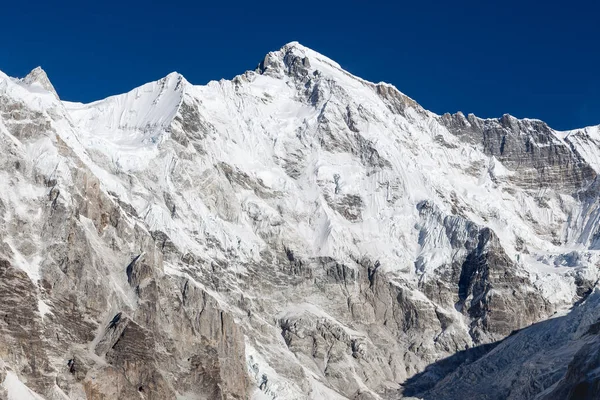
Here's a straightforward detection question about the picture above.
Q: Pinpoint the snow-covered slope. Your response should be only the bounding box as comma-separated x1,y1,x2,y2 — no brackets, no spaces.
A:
0,42,599,399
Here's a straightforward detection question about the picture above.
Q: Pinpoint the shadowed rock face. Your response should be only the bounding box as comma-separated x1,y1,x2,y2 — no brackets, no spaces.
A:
1,45,600,400
453,226,552,340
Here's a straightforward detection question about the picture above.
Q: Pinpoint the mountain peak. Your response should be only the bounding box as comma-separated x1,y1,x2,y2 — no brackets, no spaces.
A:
256,41,351,84
157,71,188,93
163,71,186,83
281,41,309,52
64,68,187,153
22,66,58,97
280,41,342,69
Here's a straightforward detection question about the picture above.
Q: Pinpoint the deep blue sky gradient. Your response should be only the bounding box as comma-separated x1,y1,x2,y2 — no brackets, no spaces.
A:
1,0,598,130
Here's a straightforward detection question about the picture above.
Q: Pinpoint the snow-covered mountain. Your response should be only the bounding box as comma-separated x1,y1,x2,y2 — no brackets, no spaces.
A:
0,42,599,400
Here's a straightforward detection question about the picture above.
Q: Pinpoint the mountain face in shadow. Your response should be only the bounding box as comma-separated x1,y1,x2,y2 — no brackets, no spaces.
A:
400,290,600,400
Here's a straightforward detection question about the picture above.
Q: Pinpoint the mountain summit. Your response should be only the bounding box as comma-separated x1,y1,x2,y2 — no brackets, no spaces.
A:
0,43,599,399
22,66,58,97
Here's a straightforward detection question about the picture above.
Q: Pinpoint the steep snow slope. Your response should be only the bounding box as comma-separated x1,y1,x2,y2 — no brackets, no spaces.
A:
0,42,599,399
2,370,46,400
64,72,185,172
559,125,600,174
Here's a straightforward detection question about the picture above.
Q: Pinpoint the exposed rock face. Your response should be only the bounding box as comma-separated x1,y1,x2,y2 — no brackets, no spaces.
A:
0,43,599,399
439,112,597,191
0,69,248,399
0,259,53,394
415,201,553,343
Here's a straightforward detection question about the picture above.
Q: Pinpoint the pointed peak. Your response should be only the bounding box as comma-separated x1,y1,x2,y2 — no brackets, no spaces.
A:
163,71,185,81
257,41,343,79
29,66,45,74
157,71,188,92
281,41,308,52
23,66,58,97
279,41,341,69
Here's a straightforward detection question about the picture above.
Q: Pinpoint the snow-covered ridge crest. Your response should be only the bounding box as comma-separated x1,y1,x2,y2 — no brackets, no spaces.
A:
59,71,188,173
64,71,187,147
275,41,406,90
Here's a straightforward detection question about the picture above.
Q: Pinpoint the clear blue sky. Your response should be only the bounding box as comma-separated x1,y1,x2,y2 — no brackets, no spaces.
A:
1,0,598,130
